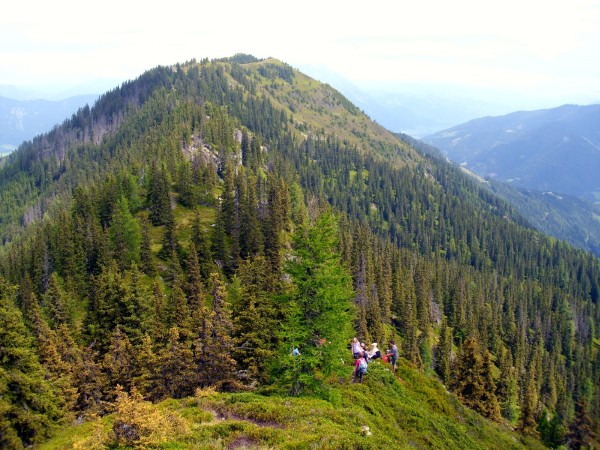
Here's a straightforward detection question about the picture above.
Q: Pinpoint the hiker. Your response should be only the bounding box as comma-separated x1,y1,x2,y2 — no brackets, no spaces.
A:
369,343,381,360
292,347,300,356
360,343,370,363
387,340,398,371
353,352,368,383
351,337,362,359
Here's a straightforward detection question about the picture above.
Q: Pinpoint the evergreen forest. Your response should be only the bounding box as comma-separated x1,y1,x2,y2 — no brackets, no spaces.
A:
0,55,598,449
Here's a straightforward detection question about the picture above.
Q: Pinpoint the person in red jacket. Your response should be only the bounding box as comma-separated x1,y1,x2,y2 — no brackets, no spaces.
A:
353,352,368,383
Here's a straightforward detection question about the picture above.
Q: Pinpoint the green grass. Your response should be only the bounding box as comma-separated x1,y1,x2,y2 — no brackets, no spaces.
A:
40,359,546,449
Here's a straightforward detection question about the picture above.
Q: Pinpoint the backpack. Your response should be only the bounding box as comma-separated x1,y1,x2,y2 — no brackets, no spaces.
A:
358,358,367,372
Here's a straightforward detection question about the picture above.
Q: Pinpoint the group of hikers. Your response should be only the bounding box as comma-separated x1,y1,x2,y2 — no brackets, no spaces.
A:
351,337,398,383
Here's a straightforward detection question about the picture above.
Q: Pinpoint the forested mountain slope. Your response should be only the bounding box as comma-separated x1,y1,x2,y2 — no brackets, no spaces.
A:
0,55,598,449
400,132,600,257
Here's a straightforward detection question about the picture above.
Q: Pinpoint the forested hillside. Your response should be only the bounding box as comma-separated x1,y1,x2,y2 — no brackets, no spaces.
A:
0,55,598,449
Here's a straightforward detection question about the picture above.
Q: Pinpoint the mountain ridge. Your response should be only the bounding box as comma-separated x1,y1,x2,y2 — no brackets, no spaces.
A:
424,103,600,202
0,55,598,448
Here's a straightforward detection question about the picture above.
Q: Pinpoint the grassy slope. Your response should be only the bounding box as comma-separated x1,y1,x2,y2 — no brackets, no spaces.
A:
41,361,544,449
34,59,546,448
244,58,420,165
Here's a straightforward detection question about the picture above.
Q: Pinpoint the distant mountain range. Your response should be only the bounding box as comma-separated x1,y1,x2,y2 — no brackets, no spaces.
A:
424,104,600,203
0,94,98,152
421,104,600,256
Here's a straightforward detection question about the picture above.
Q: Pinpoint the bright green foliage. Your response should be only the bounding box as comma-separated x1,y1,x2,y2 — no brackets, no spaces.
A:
275,211,355,396
0,278,64,448
109,195,141,269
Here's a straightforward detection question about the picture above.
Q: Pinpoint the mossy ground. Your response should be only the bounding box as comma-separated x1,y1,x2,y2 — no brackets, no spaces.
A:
40,359,545,449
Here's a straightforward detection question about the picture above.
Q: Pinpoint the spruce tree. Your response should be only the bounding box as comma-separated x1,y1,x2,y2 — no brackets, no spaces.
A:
158,327,196,398
0,278,64,448
191,209,214,280
233,256,279,383
435,317,452,384
109,196,141,269
139,215,155,276
43,272,70,328
103,326,136,396
133,335,162,401
275,211,354,396
451,336,501,421
147,161,172,226
353,253,370,344
73,343,109,418
200,273,236,387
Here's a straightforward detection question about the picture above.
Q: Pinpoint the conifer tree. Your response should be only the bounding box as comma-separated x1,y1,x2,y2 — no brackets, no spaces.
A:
199,272,236,386
238,171,263,259
496,346,520,423
27,296,78,418
353,253,370,343
139,215,155,276
275,211,354,396
73,343,109,418
191,209,214,280
264,175,289,279
403,276,422,368
435,317,452,384
176,160,196,208
481,349,502,421
43,272,70,328
158,327,196,398
170,276,191,337
133,335,162,401
519,367,540,436
158,203,178,260
185,242,206,312
233,256,279,383
120,264,149,345
103,326,136,395
367,283,385,345
241,129,251,167
149,278,168,344
147,161,172,226
109,196,141,269
451,336,501,421
85,261,127,352
567,398,595,448
0,278,64,448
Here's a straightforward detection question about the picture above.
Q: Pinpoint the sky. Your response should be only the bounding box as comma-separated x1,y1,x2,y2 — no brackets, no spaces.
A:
2,0,600,109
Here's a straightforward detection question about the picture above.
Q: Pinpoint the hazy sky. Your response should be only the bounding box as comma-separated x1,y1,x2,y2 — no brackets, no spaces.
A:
2,0,600,107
